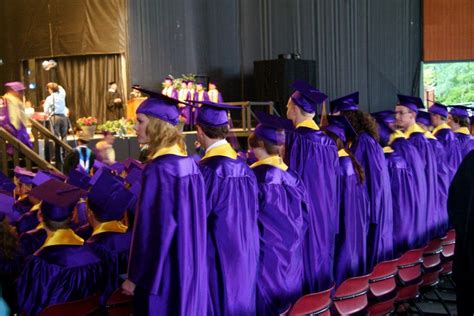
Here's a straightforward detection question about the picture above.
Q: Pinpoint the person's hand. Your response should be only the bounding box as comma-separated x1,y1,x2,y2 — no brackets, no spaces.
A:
114,98,122,103
122,279,136,296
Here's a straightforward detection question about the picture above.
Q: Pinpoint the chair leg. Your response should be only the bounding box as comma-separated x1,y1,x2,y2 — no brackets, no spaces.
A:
432,288,452,316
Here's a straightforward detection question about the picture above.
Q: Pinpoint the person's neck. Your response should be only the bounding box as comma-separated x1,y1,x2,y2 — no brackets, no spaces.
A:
293,115,311,126
254,148,270,161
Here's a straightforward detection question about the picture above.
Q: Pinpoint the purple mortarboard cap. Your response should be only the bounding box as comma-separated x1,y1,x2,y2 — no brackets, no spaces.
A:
449,105,470,118
128,180,142,199
290,80,328,113
325,116,357,143
123,158,143,172
88,171,133,221
428,102,448,118
0,171,15,193
195,100,240,127
89,167,123,186
330,92,359,113
254,111,294,145
416,111,432,127
371,110,396,125
5,81,26,92
67,168,92,190
29,179,85,221
0,193,15,221
32,171,55,186
93,159,109,171
14,167,36,185
125,167,142,185
110,162,126,174
164,76,174,82
133,86,181,126
397,94,424,113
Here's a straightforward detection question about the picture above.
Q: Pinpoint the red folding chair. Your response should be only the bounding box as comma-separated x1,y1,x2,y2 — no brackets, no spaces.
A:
105,288,133,316
289,285,334,316
440,229,455,277
421,238,443,288
39,293,100,316
367,258,399,315
396,247,425,302
333,274,370,315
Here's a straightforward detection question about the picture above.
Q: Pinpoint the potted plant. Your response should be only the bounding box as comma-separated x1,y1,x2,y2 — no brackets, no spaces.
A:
76,116,98,138
97,118,135,138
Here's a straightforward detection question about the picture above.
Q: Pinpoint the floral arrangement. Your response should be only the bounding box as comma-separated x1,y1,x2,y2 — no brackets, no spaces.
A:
98,118,135,138
161,73,197,90
76,116,98,127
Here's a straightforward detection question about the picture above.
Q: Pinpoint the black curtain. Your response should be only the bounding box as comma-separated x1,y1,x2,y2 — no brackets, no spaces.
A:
128,0,422,113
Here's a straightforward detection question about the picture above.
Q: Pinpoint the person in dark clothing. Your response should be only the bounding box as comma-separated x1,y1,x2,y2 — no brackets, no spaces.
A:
106,82,124,121
448,151,474,315
63,133,96,175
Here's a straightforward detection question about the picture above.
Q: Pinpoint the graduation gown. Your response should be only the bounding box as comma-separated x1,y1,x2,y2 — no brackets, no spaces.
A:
250,157,307,315
384,147,418,255
390,133,428,247
455,127,474,159
432,124,462,180
284,120,339,292
128,145,208,316
15,204,40,235
350,132,393,269
404,124,439,242
199,142,259,316
19,225,47,258
192,91,209,125
334,150,370,286
17,229,104,316
87,222,131,303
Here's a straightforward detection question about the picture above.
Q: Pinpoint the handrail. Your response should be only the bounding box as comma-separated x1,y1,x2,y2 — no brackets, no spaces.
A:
0,127,60,175
29,119,73,152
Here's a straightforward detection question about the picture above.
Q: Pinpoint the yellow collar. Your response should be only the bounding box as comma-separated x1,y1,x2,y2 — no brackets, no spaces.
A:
388,130,406,145
338,148,350,157
455,127,471,135
40,229,83,250
250,155,288,171
91,220,128,237
295,119,320,130
383,146,394,153
424,131,437,139
202,143,237,160
36,222,44,230
30,203,41,212
404,123,427,138
152,143,187,159
432,123,451,135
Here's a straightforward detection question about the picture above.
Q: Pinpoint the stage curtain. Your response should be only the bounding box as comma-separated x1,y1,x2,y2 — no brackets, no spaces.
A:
34,54,124,125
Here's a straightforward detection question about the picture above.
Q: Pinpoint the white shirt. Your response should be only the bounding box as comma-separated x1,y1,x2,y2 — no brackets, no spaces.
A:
205,139,228,154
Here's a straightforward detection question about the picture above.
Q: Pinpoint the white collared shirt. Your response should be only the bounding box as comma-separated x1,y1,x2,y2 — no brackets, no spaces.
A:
205,139,228,154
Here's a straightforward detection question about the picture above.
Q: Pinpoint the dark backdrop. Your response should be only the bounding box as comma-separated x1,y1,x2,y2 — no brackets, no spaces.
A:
128,0,422,113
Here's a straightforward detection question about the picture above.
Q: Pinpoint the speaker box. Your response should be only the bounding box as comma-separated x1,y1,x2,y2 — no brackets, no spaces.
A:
253,59,317,115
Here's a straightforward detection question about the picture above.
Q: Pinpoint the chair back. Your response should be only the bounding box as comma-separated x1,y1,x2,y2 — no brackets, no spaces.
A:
422,239,443,269
333,274,370,315
289,284,334,316
369,258,399,297
105,288,133,316
397,247,425,283
39,293,100,316
441,229,456,258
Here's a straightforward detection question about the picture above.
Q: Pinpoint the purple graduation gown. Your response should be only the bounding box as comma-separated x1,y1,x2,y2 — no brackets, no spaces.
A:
17,243,104,316
433,127,462,180
19,227,47,258
192,91,209,125
284,125,339,292
10,197,33,223
75,223,93,240
199,154,259,316
350,132,393,269
390,137,428,247
334,155,370,286
15,209,39,235
252,164,307,315
128,154,208,316
455,131,474,159
384,149,418,255
87,231,131,303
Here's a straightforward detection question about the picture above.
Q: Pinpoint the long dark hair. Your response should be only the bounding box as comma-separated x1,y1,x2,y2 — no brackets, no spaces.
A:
0,219,19,260
325,130,365,184
341,110,380,143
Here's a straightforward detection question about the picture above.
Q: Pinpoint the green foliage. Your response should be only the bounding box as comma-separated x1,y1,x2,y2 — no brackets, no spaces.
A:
424,62,474,105
160,74,197,90
98,118,135,138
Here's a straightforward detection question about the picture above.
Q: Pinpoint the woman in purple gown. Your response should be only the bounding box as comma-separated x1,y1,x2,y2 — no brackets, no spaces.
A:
122,87,207,315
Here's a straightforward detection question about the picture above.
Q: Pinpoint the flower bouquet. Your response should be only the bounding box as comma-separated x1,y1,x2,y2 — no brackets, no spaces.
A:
98,118,135,138
76,116,98,137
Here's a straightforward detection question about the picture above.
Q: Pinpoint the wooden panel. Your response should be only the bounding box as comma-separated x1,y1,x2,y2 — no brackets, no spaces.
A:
423,0,474,61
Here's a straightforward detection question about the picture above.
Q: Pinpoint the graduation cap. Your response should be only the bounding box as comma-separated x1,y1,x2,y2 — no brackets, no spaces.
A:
133,86,182,126
397,94,424,113
330,92,359,113
123,158,144,172
0,193,15,222
14,167,36,185
449,105,470,118
164,75,174,82
371,110,396,124
29,179,86,221
88,170,133,221
325,116,357,143
428,102,448,118
372,112,396,145
416,111,432,127
253,111,294,145
32,171,55,186
109,162,126,174
195,100,240,127
0,171,15,193
67,168,92,190
125,167,142,186
290,80,328,113
5,81,26,92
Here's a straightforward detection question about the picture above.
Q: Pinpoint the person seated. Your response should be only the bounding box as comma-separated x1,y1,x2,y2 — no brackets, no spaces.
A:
86,171,133,303
16,179,105,316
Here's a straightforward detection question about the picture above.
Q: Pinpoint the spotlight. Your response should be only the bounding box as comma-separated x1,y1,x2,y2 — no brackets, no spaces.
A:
42,59,57,71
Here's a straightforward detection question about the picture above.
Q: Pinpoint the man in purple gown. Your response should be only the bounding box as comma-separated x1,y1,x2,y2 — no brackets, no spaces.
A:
86,171,132,303
16,179,104,316
195,100,259,315
124,88,207,315
249,111,307,314
448,105,474,159
395,95,439,242
284,81,339,292
333,92,393,269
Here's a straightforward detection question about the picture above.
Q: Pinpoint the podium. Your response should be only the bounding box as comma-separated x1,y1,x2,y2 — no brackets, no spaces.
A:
127,97,146,120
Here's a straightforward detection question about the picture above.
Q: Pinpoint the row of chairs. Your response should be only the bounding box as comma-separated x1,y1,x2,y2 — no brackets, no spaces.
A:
288,229,456,316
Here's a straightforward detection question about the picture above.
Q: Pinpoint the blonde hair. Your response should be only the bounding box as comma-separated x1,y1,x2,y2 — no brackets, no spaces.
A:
145,116,186,159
